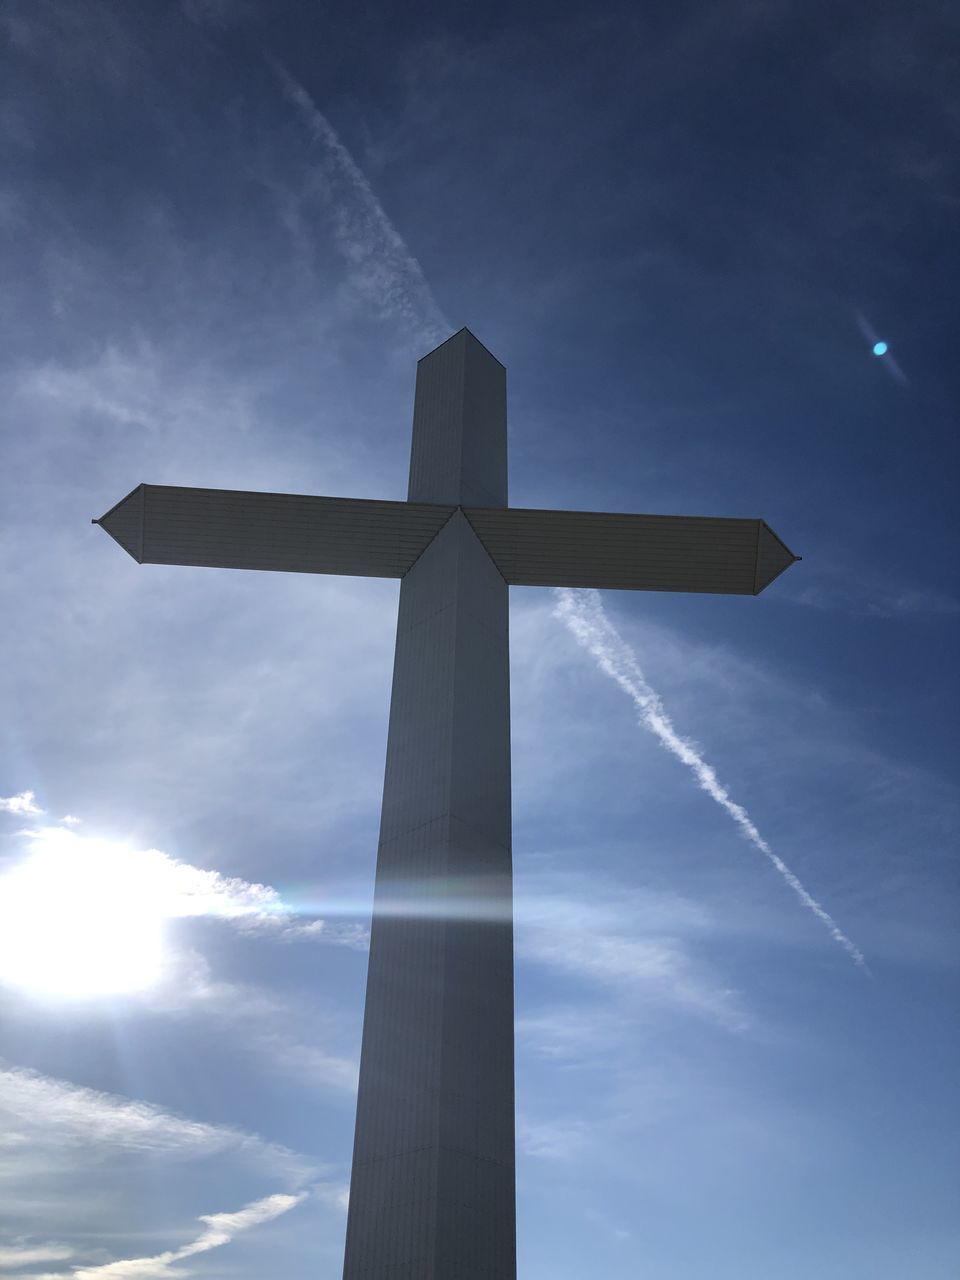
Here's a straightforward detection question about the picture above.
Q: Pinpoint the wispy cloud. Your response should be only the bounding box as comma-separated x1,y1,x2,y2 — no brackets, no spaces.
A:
238,1031,358,1095
553,588,867,970
518,1114,591,1162
269,60,451,347
583,1206,633,1243
141,960,359,1095
3,823,362,944
278,919,370,949
56,1192,306,1280
0,1063,312,1186
0,825,284,996
517,882,746,1030
0,1242,74,1267
0,818,361,1091
789,576,960,619
12,341,265,475
0,790,43,815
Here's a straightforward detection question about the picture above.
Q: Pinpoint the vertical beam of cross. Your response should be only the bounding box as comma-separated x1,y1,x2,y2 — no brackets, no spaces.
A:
341,332,516,1277
93,328,799,1277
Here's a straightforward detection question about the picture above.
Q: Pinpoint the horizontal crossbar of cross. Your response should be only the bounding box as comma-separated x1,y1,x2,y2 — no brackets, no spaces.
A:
95,483,798,595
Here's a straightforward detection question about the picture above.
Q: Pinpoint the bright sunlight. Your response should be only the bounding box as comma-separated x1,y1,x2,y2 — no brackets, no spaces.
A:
0,829,168,997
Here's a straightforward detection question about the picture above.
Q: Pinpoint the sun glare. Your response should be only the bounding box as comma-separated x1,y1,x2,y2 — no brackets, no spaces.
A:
0,831,166,998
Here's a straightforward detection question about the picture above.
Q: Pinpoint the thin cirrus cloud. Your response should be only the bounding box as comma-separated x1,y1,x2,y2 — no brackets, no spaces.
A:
554,587,867,970
1,1066,317,1275
269,61,451,349
0,1244,74,1268
0,1063,313,1186
788,576,960,620
256,65,866,982
515,882,746,1031
517,1114,591,1163
49,1192,308,1280
256,65,864,982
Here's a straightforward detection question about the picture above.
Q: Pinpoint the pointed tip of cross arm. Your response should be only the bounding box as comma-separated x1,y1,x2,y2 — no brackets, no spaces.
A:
755,521,800,593
94,484,144,563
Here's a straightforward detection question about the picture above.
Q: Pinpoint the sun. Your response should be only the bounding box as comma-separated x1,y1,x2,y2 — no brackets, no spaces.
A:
0,830,167,998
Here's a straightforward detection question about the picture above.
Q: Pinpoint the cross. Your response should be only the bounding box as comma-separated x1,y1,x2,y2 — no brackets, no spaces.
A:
94,328,797,1277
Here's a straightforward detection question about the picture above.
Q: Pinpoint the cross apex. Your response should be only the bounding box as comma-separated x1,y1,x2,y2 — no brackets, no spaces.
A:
419,326,506,372
410,328,508,509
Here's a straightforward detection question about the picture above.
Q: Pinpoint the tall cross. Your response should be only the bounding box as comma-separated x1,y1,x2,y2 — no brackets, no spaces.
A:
94,329,797,1277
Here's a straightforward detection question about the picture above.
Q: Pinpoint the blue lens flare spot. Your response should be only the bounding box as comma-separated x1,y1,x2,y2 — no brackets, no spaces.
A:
873,341,888,356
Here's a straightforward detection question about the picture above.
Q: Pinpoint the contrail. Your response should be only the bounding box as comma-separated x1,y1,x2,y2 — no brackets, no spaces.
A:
554,588,867,970
270,59,451,348
267,67,863,970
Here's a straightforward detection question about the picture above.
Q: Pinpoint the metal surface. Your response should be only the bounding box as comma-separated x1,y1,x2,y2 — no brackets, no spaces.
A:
96,484,798,598
754,521,798,595
343,512,515,1278
408,328,507,509
93,326,800,1278
343,332,516,1278
464,506,798,594
95,486,455,578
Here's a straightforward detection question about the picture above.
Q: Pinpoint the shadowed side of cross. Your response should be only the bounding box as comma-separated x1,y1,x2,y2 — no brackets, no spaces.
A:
93,328,798,1280
94,485,797,595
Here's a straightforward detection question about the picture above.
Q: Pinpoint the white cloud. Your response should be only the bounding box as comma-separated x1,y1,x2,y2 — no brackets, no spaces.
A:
0,790,43,815
518,1115,590,1161
5,822,363,946
312,1181,350,1213
0,825,341,999
554,588,867,970
62,1192,306,1280
0,816,362,1092
0,1242,73,1267
0,1064,311,1186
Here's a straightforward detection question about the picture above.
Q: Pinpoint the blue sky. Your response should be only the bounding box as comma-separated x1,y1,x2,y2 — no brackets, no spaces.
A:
1,1,957,1276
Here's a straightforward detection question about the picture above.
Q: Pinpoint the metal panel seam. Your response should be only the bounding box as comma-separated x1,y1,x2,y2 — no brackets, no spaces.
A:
398,505,460,580
137,484,146,564
459,507,510,586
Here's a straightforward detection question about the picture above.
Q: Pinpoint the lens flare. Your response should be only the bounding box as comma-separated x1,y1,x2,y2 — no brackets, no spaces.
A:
873,341,888,356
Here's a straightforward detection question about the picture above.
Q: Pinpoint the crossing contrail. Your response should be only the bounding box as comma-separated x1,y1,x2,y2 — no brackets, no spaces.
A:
271,60,865,973
554,588,867,970
270,60,451,348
